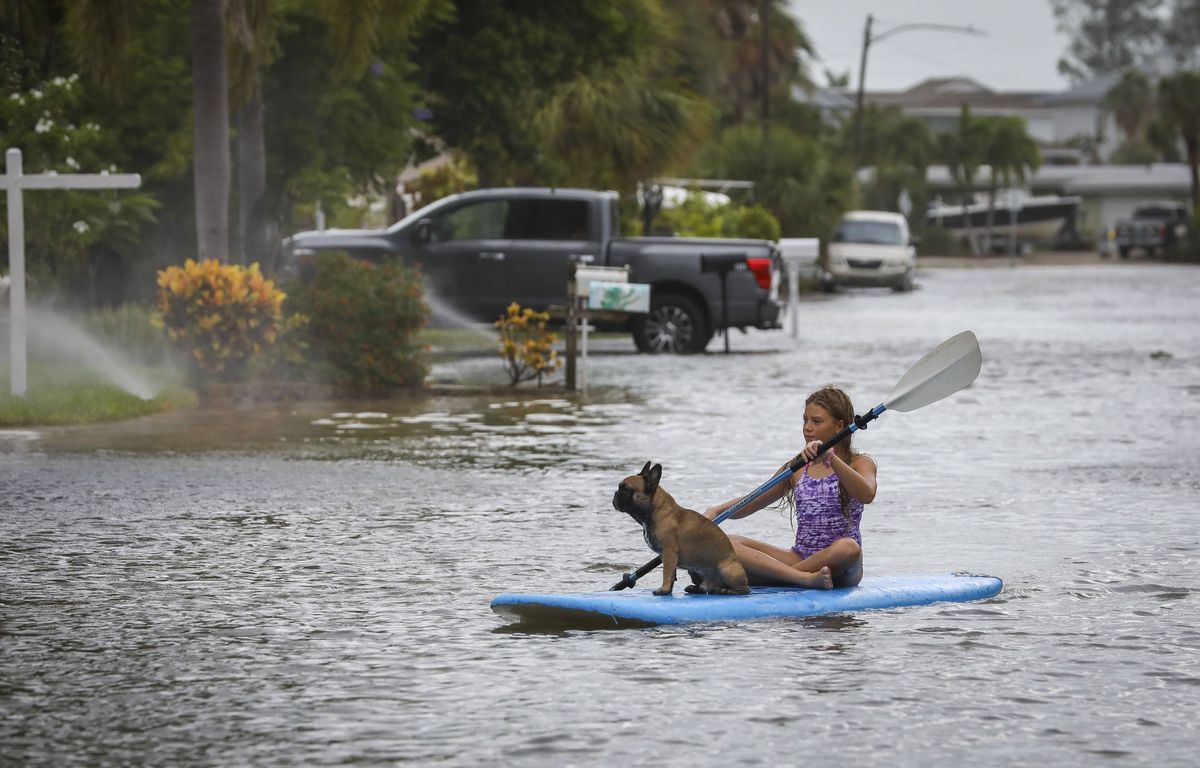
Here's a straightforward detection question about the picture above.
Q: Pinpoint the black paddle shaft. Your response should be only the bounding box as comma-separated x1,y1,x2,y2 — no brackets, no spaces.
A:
609,410,881,591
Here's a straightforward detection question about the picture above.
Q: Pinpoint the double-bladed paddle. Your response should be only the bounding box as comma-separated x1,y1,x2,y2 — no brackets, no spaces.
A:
609,330,983,591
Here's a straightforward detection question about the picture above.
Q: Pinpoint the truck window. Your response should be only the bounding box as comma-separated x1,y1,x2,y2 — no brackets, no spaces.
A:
503,199,592,240
434,200,509,241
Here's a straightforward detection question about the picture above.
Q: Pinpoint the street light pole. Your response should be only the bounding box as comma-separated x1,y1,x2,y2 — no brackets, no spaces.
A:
760,0,770,144
851,15,986,166
852,14,874,167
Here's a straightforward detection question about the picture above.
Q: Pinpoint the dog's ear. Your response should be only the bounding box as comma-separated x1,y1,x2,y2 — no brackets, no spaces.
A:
640,461,652,476
644,463,662,495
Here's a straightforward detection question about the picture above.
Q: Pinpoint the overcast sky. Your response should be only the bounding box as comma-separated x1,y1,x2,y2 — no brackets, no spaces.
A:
788,0,1074,93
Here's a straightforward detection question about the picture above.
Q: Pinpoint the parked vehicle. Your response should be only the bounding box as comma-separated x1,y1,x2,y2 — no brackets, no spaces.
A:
1114,202,1190,258
826,211,916,292
282,188,781,353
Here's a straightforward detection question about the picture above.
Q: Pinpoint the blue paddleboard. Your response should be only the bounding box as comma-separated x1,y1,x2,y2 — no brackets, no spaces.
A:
491,573,1002,627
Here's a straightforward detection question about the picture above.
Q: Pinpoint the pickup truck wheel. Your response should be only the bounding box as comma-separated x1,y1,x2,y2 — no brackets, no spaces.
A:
633,293,711,354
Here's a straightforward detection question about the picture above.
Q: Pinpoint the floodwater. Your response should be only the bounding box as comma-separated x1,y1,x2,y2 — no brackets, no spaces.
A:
2,263,1198,765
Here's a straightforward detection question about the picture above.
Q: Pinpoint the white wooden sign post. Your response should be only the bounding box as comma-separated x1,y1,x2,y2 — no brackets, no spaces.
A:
2,148,140,396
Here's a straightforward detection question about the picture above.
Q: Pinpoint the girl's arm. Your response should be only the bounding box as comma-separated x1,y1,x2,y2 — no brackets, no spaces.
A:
799,440,877,503
704,466,791,520
831,453,877,503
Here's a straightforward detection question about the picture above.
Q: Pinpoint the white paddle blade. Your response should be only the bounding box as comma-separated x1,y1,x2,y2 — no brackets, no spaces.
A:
884,330,982,413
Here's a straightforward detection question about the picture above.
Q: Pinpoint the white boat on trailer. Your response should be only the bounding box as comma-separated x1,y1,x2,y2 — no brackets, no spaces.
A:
925,191,1081,244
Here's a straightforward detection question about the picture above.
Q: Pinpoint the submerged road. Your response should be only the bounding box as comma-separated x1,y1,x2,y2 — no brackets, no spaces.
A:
2,262,1198,765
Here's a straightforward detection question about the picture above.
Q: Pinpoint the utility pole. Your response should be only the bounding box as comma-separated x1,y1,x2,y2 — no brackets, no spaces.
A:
760,0,770,145
852,14,874,167
851,15,986,167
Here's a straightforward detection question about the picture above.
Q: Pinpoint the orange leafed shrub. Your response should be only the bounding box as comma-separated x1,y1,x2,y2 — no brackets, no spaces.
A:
154,259,289,380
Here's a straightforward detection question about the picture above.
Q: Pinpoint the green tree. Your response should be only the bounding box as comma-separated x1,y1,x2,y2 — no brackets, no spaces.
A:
1102,68,1161,163
262,3,428,237
227,0,276,265
1103,69,1155,144
0,74,160,301
939,105,990,255
415,0,685,187
190,0,231,262
227,0,444,263
980,116,1041,251
1158,71,1200,214
534,58,711,191
662,0,815,127
696,124,853,238
857,105,934,222
1166,0,1200,68
1051,0,1163,82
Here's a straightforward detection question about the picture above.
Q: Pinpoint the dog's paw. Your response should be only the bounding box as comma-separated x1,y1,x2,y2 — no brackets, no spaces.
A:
653,587,672,596
684,584,706,594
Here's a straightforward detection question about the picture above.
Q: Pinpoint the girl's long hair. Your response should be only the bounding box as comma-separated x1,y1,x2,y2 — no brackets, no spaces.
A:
782,386,860,530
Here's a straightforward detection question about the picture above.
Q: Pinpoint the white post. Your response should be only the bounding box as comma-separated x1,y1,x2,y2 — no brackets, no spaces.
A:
3,147,141,397
6,149,27,397
778,238,819,340
580,306,589,396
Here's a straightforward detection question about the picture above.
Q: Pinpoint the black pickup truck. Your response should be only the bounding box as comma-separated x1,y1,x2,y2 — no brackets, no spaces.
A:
282,188,781,353
1114,202,1191,258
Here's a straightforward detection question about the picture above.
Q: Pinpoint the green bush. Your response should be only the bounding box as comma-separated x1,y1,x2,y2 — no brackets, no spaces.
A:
733,204,782,241
653,190,783,241
654,190,728,237
284,252,430,394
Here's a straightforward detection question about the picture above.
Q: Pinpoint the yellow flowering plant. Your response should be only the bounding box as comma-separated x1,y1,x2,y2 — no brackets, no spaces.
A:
153,259,290,381
495,303,560,386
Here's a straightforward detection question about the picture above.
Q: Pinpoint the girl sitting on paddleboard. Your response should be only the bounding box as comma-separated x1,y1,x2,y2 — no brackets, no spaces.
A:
704,386,876,590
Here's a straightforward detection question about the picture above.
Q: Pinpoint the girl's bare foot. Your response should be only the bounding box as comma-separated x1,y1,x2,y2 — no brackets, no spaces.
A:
796,566,833,590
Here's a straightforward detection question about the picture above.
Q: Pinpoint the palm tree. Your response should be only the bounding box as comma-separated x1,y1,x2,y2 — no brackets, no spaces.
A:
1103,69,1155,144
25,0,229,261
225,0,437,263
681,0,815,125
940,105,989,255
227,0,275,265
858,105,934,216
982,116,1041,252
535,59,711,193
191,0,231,262
1158,71,1200,215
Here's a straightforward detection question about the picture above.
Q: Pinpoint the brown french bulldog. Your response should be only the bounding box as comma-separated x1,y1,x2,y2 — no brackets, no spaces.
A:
613,461,750,596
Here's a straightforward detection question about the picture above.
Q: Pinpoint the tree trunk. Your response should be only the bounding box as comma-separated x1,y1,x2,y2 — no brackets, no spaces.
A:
236,90,267,267
959,184,979,256
191,0,231,262
1187,136,1199,215
985,183,997,255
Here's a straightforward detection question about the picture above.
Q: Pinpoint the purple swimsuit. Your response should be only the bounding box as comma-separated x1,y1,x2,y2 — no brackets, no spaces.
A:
791,470,863,558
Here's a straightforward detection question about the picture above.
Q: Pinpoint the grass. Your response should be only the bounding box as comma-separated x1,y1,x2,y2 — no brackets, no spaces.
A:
0,362,194,427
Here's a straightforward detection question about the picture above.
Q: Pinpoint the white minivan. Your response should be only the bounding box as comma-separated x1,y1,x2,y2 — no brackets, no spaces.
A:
827,211,916,292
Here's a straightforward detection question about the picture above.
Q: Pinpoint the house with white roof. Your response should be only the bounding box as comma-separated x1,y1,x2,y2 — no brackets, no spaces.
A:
805,74,1191,242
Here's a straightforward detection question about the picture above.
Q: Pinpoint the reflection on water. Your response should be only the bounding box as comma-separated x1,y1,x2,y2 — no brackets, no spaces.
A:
2,264,1199,765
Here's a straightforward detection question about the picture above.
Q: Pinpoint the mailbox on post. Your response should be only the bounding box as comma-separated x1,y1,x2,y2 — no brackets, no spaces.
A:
565,264,649,393
700,252,746,354
777,238,819,339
